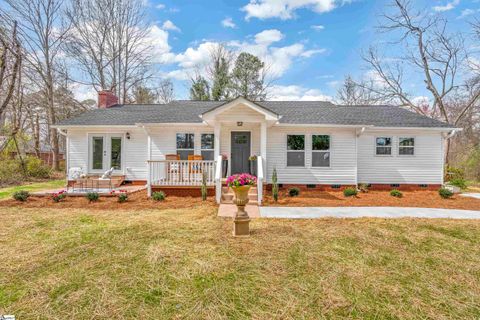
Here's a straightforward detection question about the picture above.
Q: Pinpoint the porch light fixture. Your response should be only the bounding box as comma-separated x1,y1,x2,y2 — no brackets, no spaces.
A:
126,132,131,140
237,121,243,127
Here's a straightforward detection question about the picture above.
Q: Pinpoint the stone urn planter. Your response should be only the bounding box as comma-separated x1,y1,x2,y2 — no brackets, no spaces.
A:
226,173,257,236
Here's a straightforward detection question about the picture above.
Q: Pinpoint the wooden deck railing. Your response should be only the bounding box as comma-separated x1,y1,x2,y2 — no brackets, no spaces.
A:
147,160,216,187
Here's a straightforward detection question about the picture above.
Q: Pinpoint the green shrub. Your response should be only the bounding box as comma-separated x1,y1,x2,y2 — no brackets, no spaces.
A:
439,188,454,199
25,156,51,179
288,187,300,197
390,189,403,198
448,178,467,190
86,192,99,202
343,187,357,197
0,156,23,185
13,190,30,202
152,191,166,201
445,165,465,181
272,167,279,202
117,193,128,203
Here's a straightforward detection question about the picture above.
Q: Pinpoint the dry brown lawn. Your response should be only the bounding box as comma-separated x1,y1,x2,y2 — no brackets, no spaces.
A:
1,204,480,319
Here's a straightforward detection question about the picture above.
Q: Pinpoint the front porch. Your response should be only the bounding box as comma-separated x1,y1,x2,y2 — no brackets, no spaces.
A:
145,98,275,204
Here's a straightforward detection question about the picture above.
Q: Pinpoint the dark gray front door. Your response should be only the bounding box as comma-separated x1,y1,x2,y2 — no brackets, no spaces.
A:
231,131,251,174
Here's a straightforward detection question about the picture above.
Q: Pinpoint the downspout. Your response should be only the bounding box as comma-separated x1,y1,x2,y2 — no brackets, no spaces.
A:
139,124,152,197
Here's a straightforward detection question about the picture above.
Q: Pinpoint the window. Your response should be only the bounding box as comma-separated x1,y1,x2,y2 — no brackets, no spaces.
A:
176,133,194,160
201,133,214,160
92,136,104,170
110,137,122,170
399,137,414,155
312,135,330,167
376,137,392,155
287,135,305,167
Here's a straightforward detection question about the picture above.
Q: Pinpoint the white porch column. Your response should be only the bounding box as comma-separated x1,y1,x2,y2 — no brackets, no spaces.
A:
260,121,267,163
214,122,221,160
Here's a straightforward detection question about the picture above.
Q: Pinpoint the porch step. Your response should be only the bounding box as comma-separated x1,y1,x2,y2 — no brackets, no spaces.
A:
220,186,258,204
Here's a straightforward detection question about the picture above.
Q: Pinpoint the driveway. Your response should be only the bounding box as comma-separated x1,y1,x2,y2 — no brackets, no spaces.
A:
259,206,480,219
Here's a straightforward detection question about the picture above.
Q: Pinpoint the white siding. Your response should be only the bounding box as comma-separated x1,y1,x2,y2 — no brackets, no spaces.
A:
66,128,148,180
149,126,214,160
357,130,444,184
265,127,357,185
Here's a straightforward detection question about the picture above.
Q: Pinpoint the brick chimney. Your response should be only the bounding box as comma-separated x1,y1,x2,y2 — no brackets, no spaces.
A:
98,90,119,108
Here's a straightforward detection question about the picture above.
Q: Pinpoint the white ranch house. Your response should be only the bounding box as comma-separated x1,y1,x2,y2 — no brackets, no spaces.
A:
55,92,457,204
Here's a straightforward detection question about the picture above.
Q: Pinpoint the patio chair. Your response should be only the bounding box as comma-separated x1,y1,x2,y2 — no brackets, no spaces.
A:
165,154,181,183
188,154,203,182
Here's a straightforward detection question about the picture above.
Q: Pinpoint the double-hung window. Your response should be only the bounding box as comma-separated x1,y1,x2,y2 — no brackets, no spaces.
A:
399,137,414,155
376,137,392,155
201,133,214,160
312,135,330,167
176,133,194,160
287,135,305,167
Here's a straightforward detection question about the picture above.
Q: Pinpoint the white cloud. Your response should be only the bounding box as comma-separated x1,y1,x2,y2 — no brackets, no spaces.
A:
242,0,337,20
458,8,479,18
71,83,97,102
254,29,284,45
222,17,237,28
162,20,180,32
311,24,325,30
432,0,460,12
269,85,333,101
167,29,326,80
155,3,165,9
145,25,175,64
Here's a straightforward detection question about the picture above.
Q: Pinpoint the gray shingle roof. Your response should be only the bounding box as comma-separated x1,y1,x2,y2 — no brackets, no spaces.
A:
56,100,452,128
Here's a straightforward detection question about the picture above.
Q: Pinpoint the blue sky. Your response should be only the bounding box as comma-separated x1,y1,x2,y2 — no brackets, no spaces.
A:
80,0,480,101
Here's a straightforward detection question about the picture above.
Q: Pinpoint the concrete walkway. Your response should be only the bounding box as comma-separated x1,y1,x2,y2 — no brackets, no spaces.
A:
459,193,480,200
259,206,480,219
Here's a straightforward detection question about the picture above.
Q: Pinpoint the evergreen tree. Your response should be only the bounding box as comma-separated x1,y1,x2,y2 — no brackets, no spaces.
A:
189,75,210,101
230,52,266,101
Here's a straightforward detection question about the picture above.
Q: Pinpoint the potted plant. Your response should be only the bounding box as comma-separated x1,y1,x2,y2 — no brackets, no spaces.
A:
248,155,257,176
226,173,257,236
221,153,228,178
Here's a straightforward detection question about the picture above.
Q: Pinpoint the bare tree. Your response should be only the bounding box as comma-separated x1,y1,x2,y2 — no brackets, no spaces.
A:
362,0,480,162
156,79,174,103
65,0,152,103
336,75,386,105
2,0,69,170
0,18,21,122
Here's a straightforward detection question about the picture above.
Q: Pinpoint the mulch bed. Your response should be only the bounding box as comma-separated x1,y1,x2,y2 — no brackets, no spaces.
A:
0,190,217,210
263,190,480,211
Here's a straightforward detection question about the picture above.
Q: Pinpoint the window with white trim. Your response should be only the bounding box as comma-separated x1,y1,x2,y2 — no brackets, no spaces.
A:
399,137,414,155
201,133,214,160
312,135,330,167
287,135,305,167
376,137,392,155
176,133,194,160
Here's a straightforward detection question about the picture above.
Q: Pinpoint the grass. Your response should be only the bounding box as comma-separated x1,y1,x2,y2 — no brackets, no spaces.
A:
0,179,65,200
1,205,480,319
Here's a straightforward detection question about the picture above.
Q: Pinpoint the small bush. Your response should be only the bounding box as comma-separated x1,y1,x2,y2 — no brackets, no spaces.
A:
118,193,128,203
86,192,99,202
13,190,30,202
343,187,358,197
288,187,300,197
201,172,208,201
439,188,454,199
448,178,467,190
25,156,51,179
51,191,67,203
358,183,369,193
390,189,403,198
445,165,465,181
152,191,166,201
